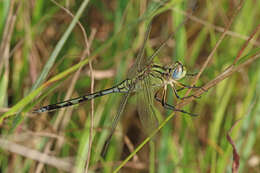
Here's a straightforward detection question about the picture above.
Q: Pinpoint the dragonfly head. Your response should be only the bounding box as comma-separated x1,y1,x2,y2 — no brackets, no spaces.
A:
171,61,187,80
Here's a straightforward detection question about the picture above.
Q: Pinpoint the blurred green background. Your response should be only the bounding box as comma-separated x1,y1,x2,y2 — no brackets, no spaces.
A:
0,0,260,172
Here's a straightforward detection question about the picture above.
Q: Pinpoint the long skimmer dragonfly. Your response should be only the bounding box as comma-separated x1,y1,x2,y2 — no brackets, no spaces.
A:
34,22,203,156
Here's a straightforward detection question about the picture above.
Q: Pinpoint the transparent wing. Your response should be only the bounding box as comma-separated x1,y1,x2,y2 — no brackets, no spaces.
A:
103,20,168,156
128,22,152,78
137,75,158,135
101,92,130,157
102,22,152,156
146,19,187,65
129,21,158,134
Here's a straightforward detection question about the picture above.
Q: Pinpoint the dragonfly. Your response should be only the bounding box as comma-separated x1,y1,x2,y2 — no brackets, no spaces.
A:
33,22,203,156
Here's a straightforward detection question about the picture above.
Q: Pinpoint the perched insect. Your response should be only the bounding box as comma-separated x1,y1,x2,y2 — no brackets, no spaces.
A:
33,61,200,115
34,22,204,156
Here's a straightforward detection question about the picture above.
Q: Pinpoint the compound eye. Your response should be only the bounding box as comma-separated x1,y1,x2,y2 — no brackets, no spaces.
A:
172,64,186,80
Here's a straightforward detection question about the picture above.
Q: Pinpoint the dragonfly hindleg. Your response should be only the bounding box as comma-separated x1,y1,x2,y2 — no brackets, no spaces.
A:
170,83,200,100
154,91,197,117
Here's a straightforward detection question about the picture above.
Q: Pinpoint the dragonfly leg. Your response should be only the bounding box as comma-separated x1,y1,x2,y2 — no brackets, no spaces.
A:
174,81,207,92
176,87,185,92
186,72,198,77
162,85,167,106
154,92,198,117
171,83,200,100
155,89,165,107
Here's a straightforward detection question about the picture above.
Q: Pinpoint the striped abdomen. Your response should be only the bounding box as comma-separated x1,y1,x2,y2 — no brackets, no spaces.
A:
33,79,132,113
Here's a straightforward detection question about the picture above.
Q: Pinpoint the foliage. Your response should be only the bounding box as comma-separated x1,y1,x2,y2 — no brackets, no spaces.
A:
0,0,260,172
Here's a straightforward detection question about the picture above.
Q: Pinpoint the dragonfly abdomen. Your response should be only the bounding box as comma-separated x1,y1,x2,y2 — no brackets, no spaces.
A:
33,80,132,113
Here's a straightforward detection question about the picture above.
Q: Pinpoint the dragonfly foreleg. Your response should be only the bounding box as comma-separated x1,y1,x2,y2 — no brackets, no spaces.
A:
186,72,198,77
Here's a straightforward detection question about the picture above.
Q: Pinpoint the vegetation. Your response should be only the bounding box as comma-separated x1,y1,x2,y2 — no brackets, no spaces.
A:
0,0,260,172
